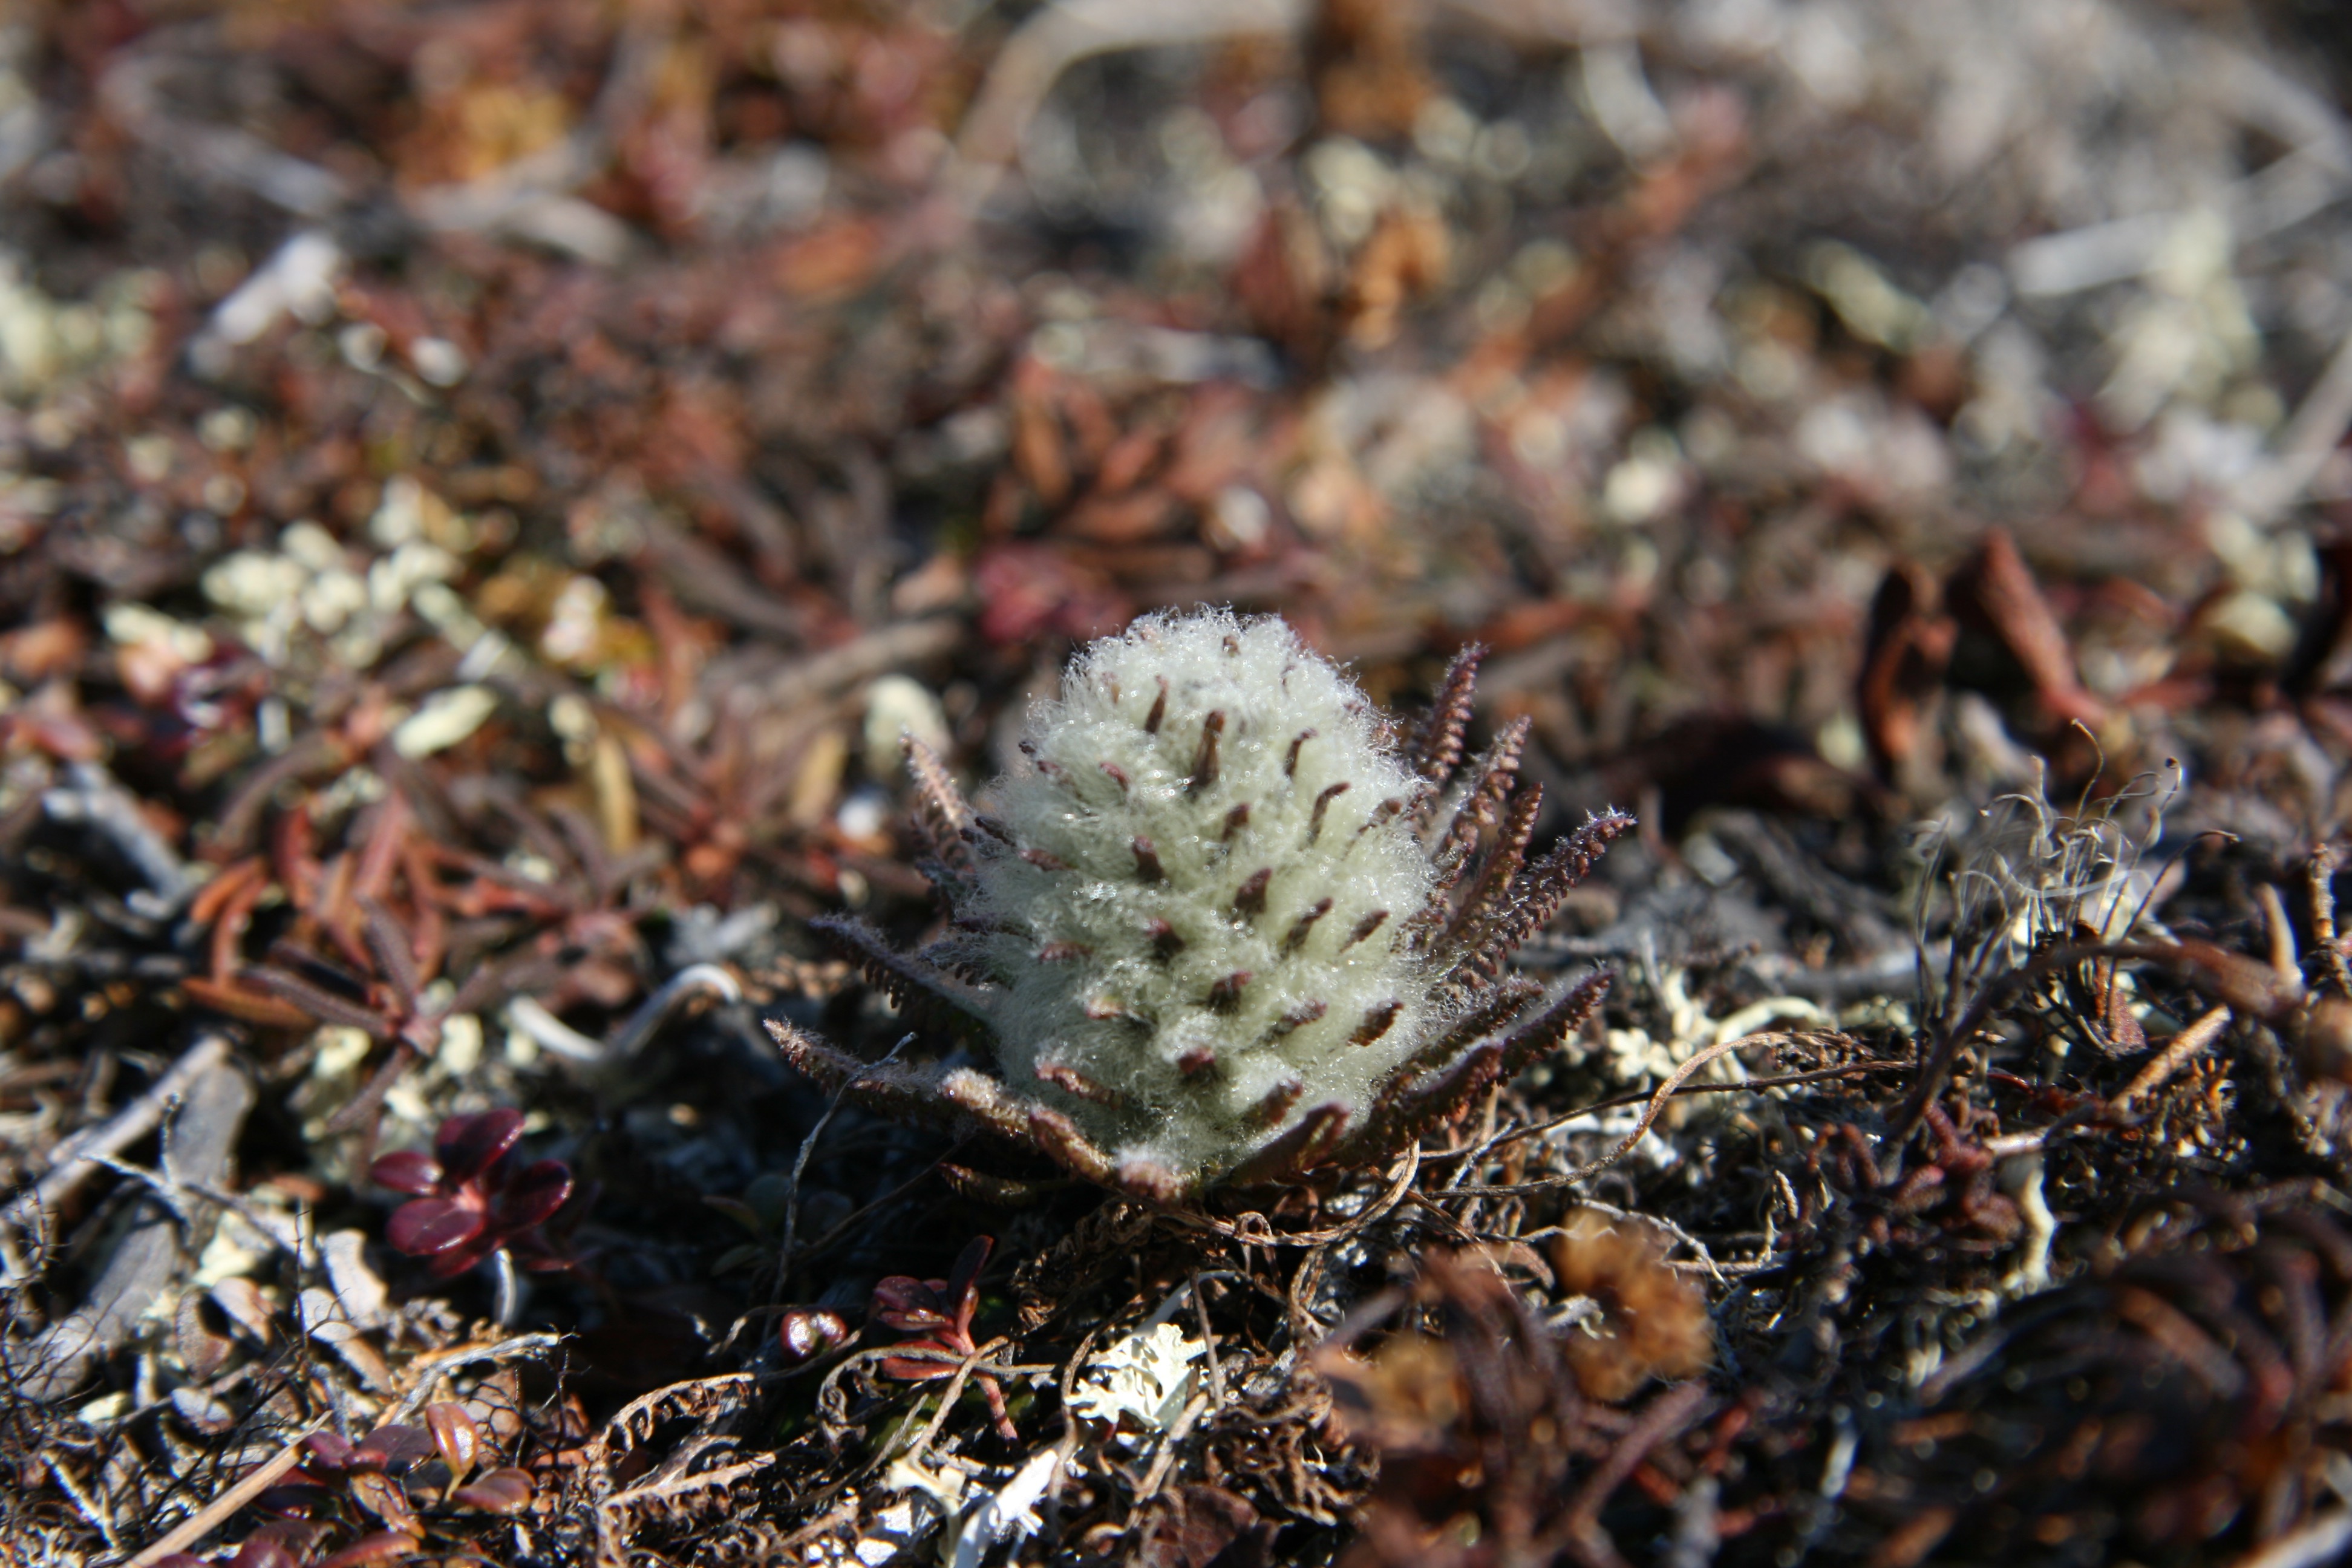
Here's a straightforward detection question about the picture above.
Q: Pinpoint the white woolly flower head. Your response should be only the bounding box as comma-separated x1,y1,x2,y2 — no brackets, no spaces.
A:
770,604,1628,1201
965,608,1440,1180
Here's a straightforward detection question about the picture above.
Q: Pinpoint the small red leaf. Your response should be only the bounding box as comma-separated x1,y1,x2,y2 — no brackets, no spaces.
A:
230,1538,298,1568
944,1235,993,1313
302,1432,361,1472
435,1108,524,1183
451,1466,536,1514
425,1235,497,1278
492,1159,573,1230
778,1308,852,1365
253,1483,336,1517
241,1521,325,1560
354,1423,433,1470
877,1340,959,1382
869,1275,948,1332
425,1402,481,1483
386,1198,485,1258
315,1530,420,1568
367,1149,443,1197
345,1471,419,1534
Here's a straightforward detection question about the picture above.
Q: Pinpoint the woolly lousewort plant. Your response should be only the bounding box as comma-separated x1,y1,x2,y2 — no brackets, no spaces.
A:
766,610,1630,1201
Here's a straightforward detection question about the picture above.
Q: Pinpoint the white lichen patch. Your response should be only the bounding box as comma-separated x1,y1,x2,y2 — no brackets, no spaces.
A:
968,609,1440,1177
392,685,499,759
1068,1321,1204,1439
201,509,462,670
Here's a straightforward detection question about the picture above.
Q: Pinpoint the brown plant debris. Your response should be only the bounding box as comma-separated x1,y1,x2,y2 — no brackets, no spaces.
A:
8,0,2352,1564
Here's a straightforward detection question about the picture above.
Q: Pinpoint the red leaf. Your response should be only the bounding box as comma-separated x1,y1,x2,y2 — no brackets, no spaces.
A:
354,1423,433,1470
240,1521,325,1560
345,1470,419,1534
1947,527,2105,725
229,1539,297,1568
435,1108,524,1183
302,1432,361,1471
492,1158,573,1230
878,1353,958,1382
425,1402,481,1483
368,1149,443,1197
778,1308,852,1365
972,544,1129,647
944,1235,993,1324
386,1197,485,1258
253,1483,336,1516
425,1236,497,1278
451,1466,536,1514
315,1530,420,1568
1858,559,1955,776
880,1344,959,1382
869,1275,948,1332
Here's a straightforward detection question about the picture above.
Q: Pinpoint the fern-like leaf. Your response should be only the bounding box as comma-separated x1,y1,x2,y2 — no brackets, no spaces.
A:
1491,969,1611,1082
1443,809,1635,993
902,734,976,886
812,915,997,1036
1411,643,1486,789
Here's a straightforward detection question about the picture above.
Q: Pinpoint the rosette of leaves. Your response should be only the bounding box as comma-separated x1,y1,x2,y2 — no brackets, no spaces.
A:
769,610,1625,1200
370,1108,578,1278
866,1233,1018,1439
154,1406,536,1568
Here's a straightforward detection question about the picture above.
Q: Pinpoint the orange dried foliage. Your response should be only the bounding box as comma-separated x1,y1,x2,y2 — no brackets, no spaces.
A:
0,617,89,684
1320,1247,1719,1567
771,216,886,301
1320,1332,1465,1452
1063,489,1178,545
1308,0,1432,141
1550,1209,1713,1403
1344,204,1448,351
394,77,574,189
180,975,320,1031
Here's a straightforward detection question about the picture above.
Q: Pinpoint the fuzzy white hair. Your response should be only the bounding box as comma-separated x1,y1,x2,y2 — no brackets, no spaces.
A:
970,609,1442,1177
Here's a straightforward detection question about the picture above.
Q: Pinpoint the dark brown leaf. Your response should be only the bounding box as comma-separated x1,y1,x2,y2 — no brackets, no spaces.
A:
229,1538,298,1568
1858,558,1955,777
1947,526,2104,725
